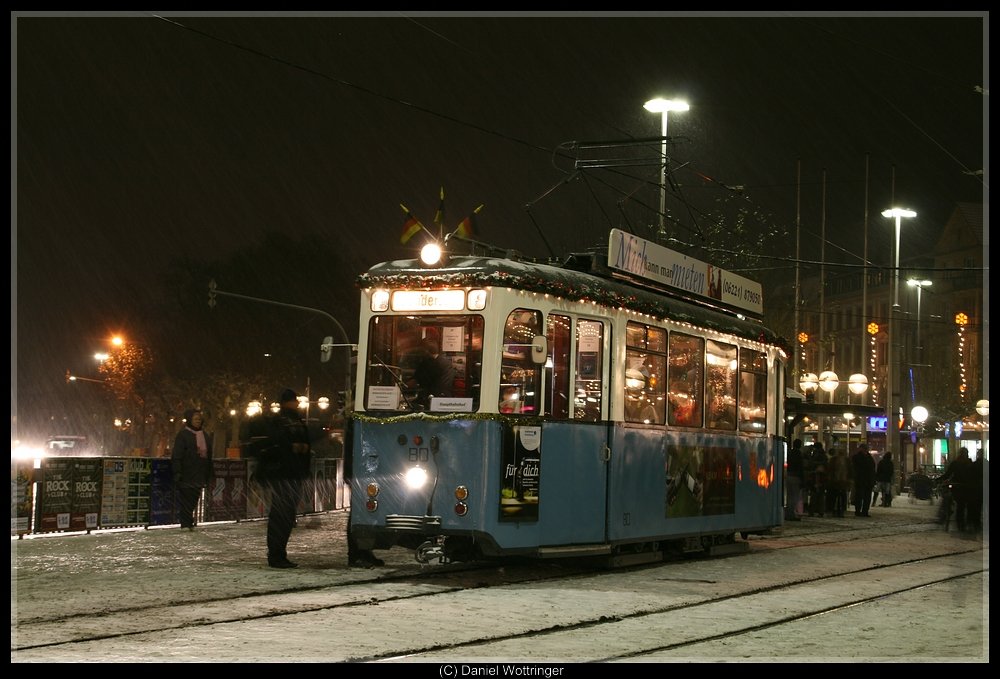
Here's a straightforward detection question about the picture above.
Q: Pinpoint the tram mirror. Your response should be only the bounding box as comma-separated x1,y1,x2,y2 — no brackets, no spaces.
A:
531,335,548,365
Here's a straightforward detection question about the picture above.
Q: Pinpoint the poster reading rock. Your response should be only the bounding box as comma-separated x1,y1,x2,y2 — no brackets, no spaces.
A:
37,457,74,532
70,458,102,531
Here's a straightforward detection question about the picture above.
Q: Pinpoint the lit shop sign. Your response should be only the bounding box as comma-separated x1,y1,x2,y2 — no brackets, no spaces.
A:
391,290,466,311
607,228,764,315
867,416,887,432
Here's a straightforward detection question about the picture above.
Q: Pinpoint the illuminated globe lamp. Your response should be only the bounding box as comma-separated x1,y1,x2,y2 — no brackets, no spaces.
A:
976,399,989,454
799,372,819,402
848,373,869,403
911,405,929,427
976,399,989,418
818,371,840,401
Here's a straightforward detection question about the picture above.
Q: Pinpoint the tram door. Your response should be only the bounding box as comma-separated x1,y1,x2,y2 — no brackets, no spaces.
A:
536,314,609,546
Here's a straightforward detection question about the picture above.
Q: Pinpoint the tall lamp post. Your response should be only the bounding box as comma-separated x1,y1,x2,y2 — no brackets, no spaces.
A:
976,399,989,459
911,405,929,473
882,207,917,484
907,278,932,406
643,98,689,242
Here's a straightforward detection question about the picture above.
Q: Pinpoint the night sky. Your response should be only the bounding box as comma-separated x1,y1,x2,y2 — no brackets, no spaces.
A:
13,12,986,443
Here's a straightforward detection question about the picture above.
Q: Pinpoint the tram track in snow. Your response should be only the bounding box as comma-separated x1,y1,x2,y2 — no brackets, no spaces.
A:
11,523,984,660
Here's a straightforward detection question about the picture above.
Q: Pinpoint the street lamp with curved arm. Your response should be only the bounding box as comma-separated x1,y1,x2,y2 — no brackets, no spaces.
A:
208,280,356,410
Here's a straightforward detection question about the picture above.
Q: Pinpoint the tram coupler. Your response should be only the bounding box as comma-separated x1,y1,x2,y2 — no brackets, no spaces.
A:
415,536,447,564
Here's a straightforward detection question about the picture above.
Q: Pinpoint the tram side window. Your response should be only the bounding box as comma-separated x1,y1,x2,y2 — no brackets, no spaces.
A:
705,340,738,430
624,321,666,424
738,349,768,433
667,333,704,427
574,319,605,421
499,309,543,415
546,314,572,419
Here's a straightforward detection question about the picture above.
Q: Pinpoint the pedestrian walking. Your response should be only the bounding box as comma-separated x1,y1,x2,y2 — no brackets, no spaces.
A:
875,451,894,507
785,439,804,521
826,447,852,517
804,442,828,517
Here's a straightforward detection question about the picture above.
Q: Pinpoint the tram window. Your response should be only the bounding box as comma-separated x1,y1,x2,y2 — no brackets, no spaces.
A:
739,349,768,433
546,314,572,419
499,309,543,415
364,315,484,412
624,322,666,424
667,333,704,427
574,319,605,421
705,340,737,430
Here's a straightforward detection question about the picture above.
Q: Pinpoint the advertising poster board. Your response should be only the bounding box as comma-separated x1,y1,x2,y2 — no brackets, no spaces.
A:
205,459,248,521
125,458,152,525
69,458,102,531
149,458,176,526
11,463,35,536
245,458,267,519
498,426,541,522
37,457,74,532
100,458,129,526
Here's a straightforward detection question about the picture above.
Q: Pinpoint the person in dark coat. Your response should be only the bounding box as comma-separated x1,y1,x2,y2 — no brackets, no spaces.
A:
804,442,828,517
851,443,876,517
939,447,975,532
825,447,852,518
250,389,313,568
785,439,804,521
171,409,214,530
874,451,895,507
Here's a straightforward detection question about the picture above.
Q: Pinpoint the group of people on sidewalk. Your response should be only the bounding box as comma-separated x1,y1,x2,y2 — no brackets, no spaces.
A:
785,439,899,521
787,440,986,532
170,389,385,570
936,446,986,533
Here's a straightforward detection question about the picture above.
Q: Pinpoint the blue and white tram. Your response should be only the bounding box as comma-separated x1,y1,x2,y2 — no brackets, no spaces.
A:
349,230,788,565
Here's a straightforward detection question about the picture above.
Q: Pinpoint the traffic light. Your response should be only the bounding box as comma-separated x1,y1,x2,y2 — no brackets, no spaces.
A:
320,336,333,363
208,279,217,309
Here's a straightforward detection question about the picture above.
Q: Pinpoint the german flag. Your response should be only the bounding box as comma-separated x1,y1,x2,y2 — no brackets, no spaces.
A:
455,204,484,238
400,204,425,244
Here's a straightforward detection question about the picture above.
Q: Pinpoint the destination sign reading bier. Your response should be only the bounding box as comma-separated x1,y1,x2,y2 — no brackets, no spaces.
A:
607,228,764,315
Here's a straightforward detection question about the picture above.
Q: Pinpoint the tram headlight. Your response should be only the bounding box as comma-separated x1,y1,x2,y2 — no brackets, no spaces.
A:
419,242,444,267
405,465,429,489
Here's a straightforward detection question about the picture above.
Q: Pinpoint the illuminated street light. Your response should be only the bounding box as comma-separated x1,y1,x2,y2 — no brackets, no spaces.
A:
976,398,989,459
799,372,819,400
848,373,869,399
818,370,840,400
907,278,932,356
882,207,916,486
644,97,689,241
